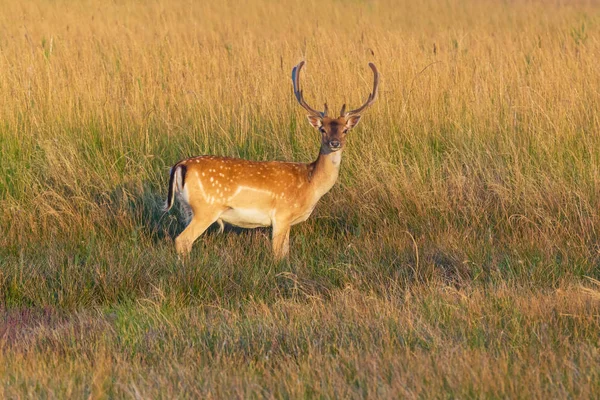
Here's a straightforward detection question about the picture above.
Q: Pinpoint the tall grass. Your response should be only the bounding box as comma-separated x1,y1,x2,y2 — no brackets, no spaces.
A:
1,0,599,397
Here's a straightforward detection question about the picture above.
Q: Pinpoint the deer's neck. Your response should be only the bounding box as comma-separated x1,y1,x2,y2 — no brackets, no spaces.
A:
309,147,343,200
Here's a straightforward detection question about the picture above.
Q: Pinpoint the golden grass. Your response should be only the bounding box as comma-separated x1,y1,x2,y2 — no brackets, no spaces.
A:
1,0,600,397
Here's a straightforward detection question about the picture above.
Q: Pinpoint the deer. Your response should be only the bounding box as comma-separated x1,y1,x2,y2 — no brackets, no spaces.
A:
164,61,379,260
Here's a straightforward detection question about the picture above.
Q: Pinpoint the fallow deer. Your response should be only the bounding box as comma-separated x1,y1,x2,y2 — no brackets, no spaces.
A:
165,61,379,260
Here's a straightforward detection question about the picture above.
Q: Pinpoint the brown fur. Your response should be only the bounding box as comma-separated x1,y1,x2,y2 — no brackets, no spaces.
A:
166,128,350,260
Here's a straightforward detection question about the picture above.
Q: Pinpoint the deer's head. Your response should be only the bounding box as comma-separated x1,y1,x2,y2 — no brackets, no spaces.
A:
292,61,379,153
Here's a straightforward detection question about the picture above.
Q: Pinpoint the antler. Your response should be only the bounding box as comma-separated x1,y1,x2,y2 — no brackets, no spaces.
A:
341,63,380,117
292,61,327,117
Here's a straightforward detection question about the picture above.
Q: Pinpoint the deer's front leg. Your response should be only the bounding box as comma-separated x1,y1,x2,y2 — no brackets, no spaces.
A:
271,219,291,261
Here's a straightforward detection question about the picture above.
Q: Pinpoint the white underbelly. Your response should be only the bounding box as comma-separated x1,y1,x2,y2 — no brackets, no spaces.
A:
291,206,315,225
220,207,272,229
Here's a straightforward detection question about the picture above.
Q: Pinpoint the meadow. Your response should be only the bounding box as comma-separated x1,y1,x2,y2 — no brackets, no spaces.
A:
1,0,599,397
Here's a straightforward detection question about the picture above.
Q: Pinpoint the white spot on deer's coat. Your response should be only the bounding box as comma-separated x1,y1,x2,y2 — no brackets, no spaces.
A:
330,151,342,166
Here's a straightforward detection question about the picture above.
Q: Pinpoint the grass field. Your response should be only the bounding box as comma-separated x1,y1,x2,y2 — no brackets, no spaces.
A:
1,0,600,397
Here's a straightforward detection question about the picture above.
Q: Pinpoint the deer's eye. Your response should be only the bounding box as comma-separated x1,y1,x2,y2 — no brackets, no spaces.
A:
319,127,326,133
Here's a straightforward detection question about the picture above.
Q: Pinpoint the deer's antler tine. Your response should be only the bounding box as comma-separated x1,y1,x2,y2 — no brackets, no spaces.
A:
344,63,380,117
291,61,325,117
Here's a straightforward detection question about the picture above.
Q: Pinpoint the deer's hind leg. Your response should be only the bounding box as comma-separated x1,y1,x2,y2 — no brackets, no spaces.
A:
175,206,224,257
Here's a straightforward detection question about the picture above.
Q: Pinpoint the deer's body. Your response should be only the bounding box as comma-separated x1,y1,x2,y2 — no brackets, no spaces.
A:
165,61,379,260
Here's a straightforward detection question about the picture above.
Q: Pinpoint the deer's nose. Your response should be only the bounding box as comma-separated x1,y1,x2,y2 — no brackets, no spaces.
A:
328,140,341,149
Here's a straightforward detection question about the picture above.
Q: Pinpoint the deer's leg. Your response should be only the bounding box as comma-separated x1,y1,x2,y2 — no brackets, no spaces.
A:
175,208,223,257
216,218,225,234
272,220,291,261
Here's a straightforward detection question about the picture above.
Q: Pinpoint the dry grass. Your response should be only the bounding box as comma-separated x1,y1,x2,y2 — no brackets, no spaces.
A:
1,0,599,397
1,284,599,398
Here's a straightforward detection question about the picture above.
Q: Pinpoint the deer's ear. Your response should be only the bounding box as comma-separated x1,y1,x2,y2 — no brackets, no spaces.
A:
345,115,361,130
307,115,322,129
